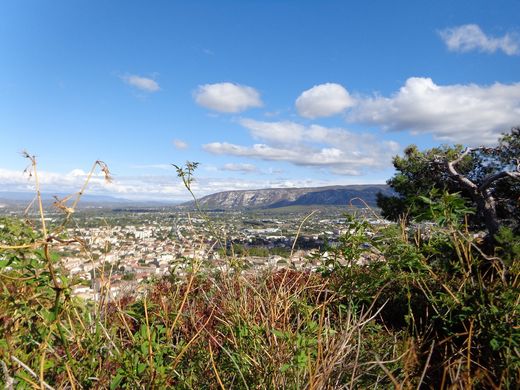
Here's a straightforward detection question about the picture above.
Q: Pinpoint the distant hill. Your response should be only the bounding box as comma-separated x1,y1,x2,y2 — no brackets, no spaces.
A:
0,192,180,208
0,192,129,203
183,185,392,210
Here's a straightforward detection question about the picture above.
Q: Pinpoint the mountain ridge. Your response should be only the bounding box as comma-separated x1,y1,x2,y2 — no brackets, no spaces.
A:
183,184,391,210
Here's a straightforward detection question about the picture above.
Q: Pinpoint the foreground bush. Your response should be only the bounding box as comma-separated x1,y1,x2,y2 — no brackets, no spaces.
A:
0,224,398,389
1,210,519,389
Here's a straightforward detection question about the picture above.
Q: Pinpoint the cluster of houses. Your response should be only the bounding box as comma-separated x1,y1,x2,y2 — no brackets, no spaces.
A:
52,211,390,300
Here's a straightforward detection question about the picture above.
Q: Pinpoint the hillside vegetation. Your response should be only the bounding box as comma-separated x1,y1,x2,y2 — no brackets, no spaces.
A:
0,142,519,389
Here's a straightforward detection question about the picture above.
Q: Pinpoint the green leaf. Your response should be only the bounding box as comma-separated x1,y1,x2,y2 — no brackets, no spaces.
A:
140,341,148,356
137,362,147,374
272,329,287,339
110,373,124,390
280,363,292,373
490,338,501,350
418,196,433,205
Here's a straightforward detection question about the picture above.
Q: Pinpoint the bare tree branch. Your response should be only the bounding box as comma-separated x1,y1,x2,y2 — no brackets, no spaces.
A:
447,147,478,192
447,147,520,193
479,171,520,192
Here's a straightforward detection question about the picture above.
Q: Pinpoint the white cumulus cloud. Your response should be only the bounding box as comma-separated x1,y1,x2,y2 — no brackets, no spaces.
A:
0,167,112,194
122,75,161,92
0,167,192,201
194,82,263,113
204,120,399,176
173,139,188,150
239,118,305,144
439,24,520,55
295,83,356,118
349,77,520,145
0,166,356,201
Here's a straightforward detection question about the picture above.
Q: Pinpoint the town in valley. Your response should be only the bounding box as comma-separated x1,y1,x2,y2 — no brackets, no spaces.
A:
0,201,388,300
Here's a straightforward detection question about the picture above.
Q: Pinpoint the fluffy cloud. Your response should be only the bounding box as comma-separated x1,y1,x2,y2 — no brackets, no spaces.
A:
122,75,160,92
0,167,115,194
439,24,519,55
221,163,257,173
0,166,354,202
192,176,356,194
295,83,356,118
239,118,305,144
349,77,520,145
1,166,228,202
204,120,399,176
173,139,188,150
194,82,262,113
0,167,190,199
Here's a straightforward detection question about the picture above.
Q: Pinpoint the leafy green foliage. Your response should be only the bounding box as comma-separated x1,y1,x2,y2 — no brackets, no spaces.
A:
1,189,518,389
494,227,520,265
378,128,520,234
323,201,519,388
377,143,467,220
416,189,475,227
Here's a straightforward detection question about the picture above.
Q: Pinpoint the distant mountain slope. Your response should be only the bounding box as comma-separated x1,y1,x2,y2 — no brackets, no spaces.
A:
0,192,180,207
0,192,130,203
184,185,392,210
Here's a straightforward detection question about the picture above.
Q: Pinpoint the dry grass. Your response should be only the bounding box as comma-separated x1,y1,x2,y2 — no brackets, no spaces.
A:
0,155,518,389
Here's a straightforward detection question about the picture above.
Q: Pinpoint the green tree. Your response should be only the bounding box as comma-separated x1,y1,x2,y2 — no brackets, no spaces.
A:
378,128,520,237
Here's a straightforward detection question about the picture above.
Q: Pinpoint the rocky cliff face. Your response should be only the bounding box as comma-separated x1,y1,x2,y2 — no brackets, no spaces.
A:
185,185,391,210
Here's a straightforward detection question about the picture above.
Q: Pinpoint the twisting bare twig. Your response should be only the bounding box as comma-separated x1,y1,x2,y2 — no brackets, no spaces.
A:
11,355,55,390
1,360,15,390
290,209,318,258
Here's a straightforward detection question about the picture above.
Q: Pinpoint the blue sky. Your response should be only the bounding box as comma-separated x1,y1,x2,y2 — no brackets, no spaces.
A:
1,1,519,200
